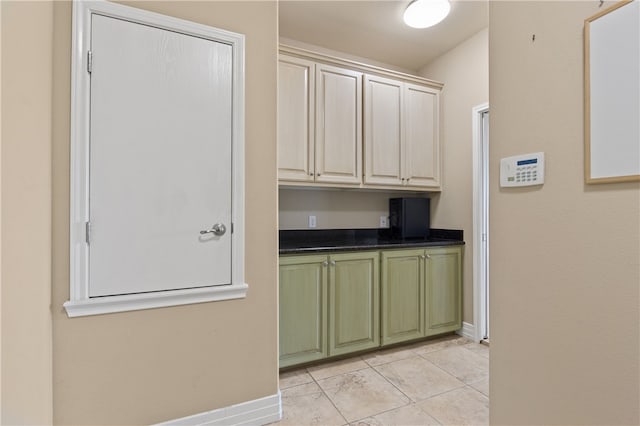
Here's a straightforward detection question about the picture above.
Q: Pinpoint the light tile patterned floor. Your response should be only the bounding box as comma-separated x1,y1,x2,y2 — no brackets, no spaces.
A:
275,335,489,426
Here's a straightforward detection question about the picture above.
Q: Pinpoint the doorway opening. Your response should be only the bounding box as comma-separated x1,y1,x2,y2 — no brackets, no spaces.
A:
472,103,490,343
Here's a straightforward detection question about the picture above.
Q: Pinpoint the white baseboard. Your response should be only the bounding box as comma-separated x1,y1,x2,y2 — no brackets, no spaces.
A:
156,392,282,426
457,321,477,341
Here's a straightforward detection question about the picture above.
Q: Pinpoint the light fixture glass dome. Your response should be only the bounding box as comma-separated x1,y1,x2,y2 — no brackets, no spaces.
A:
403,0,451,29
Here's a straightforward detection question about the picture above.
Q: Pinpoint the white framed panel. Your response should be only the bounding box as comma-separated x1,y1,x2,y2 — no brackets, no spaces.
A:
66,0,247,317
585,0,640,183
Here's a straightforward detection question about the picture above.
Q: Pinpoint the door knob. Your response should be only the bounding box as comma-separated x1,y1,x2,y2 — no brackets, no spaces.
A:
200,223,226,236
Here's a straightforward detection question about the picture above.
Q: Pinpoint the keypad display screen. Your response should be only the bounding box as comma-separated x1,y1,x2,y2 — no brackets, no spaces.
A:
517,158,538,166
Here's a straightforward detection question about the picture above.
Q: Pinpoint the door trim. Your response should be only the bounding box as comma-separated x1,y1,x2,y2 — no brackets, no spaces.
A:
66,0,247,317
472,102,489,342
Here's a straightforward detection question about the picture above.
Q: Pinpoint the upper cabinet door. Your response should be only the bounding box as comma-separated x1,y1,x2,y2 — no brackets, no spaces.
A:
315,64,362,184
404,83,440,188
278,55,315,182
364,74,403,186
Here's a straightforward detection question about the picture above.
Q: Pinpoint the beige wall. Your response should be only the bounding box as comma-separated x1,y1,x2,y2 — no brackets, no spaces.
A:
490,1,639,424
419,28,489,325
279,188,427,230
279,37,416,75
49,1,278,424
1,2,54,424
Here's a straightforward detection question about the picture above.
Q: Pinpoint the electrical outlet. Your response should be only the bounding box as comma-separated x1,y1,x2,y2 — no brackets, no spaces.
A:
380,215,389,228
308,215,317,228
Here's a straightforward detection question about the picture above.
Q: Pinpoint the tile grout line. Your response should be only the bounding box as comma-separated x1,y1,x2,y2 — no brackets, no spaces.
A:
414,385,483,426
416,346,489,386
368,354,424,403
305,363,352,426
368,360,416,404
372,354,469,404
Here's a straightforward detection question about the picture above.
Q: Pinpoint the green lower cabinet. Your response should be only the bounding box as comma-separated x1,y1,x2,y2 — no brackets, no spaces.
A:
381,250,425,345
424,246,462,336
279,245,461,368
329,251,380,356
279,255,328,368
381,246,462,343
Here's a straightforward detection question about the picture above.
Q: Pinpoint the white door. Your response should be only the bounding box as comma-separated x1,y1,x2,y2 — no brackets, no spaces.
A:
473,103,490,342
481,110,490,340
89,15,233,297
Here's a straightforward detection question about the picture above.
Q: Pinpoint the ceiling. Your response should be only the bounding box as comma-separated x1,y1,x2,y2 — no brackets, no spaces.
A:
279,0,489,72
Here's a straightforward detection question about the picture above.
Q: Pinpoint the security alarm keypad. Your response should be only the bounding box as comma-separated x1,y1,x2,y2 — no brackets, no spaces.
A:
500,152,545,187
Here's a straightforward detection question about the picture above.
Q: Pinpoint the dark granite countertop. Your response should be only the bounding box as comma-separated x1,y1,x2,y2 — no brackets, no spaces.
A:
279,228,464,254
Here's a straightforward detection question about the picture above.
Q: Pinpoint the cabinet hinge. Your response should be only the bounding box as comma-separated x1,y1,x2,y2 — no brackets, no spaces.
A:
85,221,91,244
87,50,93,74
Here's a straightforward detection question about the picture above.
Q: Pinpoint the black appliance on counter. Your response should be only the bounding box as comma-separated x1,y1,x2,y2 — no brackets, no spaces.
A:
389,197,430,239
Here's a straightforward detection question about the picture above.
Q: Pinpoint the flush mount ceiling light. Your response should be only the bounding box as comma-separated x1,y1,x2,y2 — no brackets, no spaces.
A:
403,0,451,29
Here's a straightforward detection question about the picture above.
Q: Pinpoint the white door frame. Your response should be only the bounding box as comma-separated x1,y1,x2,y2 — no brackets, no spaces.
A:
472,102,489,342
65,0,247,317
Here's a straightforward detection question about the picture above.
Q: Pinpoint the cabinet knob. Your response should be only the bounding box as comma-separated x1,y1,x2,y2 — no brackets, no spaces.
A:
310,172,314,176
317,173,321,176
420,255,426,259
322,260,328,267
330,260,336,266
426,254,431,259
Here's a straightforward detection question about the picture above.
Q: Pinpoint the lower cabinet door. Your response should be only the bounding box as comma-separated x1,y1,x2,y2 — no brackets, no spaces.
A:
425,246,462,336
279,255,328,367
329,251,380,356
381,249,425,345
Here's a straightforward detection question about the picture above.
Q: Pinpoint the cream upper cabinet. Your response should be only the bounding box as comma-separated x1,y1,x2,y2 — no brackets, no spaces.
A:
404,83,440,188
278,46,442,191
278,55,315,182
315,64,362,185
364,74,403,186
278,55,362,185
364,75,441,189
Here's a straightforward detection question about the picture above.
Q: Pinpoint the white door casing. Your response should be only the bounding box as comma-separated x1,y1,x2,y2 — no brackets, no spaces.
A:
66,1,246,317
472,103,489,341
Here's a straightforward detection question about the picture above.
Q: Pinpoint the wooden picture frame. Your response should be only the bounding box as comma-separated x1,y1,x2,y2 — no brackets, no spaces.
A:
584,0,640,184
